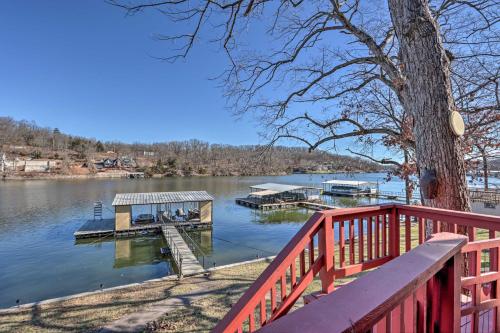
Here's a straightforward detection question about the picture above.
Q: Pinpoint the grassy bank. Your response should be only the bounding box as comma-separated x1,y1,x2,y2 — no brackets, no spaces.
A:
0,257,358,333
0,260,269,333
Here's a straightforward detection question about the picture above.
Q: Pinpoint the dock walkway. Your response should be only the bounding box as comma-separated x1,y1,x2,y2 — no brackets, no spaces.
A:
298,202,337,211
161,225,204,277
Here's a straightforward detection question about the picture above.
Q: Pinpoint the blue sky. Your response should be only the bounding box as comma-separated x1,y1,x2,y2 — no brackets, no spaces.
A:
0,1,259,144
0,0,386,158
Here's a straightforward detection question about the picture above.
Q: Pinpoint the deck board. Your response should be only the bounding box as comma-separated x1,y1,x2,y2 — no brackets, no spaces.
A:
161,225,204,276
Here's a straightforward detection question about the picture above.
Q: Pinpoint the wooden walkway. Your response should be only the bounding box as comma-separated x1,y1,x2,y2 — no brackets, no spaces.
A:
161,225,204,277
298,202,336,211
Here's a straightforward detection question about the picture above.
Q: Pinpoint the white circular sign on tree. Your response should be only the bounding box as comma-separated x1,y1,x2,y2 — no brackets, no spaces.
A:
449,111,465,136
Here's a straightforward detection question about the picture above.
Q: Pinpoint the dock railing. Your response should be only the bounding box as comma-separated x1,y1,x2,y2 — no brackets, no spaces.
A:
163,227,183,278
160,215,207,268
469,188,500,203
212,203,500,333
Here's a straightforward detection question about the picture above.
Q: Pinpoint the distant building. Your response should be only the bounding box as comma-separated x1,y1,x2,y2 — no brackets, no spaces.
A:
103,158,117,168
1,157,61,172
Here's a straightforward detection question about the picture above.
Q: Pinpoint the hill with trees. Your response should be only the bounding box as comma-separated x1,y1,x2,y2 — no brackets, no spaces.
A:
0,117,383,178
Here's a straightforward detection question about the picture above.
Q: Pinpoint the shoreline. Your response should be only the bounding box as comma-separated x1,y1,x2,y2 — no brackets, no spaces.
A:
0,255,276,313
1,170,385,181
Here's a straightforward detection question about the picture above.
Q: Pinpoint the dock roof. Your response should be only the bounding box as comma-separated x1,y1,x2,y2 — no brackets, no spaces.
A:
112,191,214,206
322,180,376,186
250,183,313,193
249,190,280,197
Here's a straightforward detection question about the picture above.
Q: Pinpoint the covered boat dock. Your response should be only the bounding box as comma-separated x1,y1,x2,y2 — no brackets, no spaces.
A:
74,191,214,239
112,191,214,231
236,183,322,210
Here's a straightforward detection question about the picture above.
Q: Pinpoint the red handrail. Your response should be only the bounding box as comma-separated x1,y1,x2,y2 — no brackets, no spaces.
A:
257,232,467,333
212,203,500,333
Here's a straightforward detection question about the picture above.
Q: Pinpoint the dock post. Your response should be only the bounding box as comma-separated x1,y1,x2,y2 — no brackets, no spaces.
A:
179,257,183,280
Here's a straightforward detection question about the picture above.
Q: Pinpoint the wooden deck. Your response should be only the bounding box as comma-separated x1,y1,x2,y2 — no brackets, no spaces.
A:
73,219,162,239
74,219,115,238
161,225,204,276
298,202,337,211
74,217,212,239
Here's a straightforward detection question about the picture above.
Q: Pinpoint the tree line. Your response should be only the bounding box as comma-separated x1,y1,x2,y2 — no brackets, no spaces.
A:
0,117,382,176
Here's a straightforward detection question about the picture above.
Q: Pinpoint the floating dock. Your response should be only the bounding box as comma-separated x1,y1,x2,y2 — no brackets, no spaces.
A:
161,225,204,277
235,198,335,210
74,219,161,239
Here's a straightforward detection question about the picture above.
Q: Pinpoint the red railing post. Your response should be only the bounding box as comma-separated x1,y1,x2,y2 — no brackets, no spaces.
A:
389,205,400,258
442,252,462,333
318,215,335,294
427,251,462,333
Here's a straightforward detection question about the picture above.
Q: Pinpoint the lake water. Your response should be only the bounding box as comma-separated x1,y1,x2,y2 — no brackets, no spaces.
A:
0,173,498,308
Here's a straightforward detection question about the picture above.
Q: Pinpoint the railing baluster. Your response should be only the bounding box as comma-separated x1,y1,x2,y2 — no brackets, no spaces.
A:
433,219,441,233
309,239,314,266
349,220,355,265
495,241,500,332
358,217,364,262
332,223,336,270
271,284,277,312
375,215,380,258
290,261,296,287
249,312,255,332
339,220,345,268
405,215,411,252
319,216,335,293
368,216,373,260
473,249,481,332
260,298,266,326
389,206,400,258
418,217,424,244
280,275,286,301
299,250,306,278
382,213,387,257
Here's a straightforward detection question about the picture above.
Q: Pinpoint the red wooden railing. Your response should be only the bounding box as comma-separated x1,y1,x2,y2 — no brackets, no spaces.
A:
212,203,500,333
257,232,467,333
461,238,500,332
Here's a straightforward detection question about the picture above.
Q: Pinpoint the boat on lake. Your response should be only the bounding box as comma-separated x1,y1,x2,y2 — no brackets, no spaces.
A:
322,180,378,197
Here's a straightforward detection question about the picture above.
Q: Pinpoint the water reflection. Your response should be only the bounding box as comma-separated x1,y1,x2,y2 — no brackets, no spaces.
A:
113,237,169,269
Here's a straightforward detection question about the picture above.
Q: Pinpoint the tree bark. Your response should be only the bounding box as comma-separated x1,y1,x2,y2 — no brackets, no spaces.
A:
388,0,471,212
481,148,489,190
404,150,411,205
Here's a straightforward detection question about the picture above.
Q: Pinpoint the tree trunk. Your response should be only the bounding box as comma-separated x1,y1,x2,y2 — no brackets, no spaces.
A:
388,0,471,212
481,148,489,190
404,150,411,205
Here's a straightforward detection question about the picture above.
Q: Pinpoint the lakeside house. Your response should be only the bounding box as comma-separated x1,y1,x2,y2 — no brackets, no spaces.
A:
0,154,61,173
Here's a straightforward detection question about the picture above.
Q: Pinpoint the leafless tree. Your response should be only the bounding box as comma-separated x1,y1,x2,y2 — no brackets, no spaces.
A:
109,0,499,211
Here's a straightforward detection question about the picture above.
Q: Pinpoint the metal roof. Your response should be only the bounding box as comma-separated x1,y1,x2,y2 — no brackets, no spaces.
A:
250,183,309,193
112,191,214,206
249,190,280,197
322,180,376,186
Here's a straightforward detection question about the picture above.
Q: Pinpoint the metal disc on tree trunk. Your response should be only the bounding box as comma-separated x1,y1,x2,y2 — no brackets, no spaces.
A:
449,111,465,136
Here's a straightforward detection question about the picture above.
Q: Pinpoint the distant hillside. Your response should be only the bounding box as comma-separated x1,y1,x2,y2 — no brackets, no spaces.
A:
0,117,383,177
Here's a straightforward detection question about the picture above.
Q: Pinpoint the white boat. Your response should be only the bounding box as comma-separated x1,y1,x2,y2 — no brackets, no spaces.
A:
322,180,377,197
